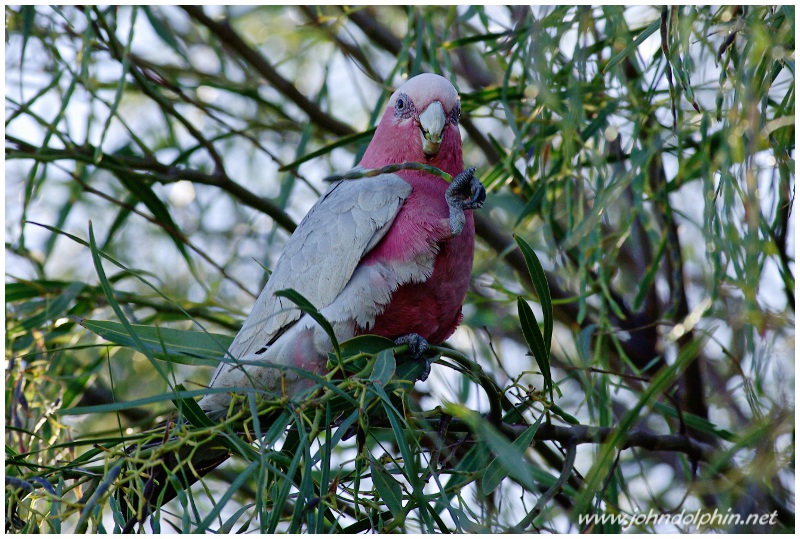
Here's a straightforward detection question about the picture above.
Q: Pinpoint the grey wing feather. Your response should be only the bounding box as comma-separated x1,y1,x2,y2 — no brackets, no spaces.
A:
225,173,411,360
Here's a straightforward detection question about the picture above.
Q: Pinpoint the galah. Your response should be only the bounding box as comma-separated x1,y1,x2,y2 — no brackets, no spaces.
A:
123,74,483,529
199,72,485,414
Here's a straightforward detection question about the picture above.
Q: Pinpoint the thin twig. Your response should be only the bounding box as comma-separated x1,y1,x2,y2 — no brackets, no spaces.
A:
68,169,257,298
511,441,577,531
182,6,355,138
323,162,453,183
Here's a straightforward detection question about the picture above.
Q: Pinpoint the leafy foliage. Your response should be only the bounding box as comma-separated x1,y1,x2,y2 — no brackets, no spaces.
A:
5,5,794,533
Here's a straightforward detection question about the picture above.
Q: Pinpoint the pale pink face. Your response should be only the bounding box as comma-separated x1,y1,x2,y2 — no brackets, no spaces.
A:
386,74,461,157
360,73,463,172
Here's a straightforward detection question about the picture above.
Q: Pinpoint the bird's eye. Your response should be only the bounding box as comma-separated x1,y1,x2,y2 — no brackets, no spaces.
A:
394,92,414,118
450,105,461,125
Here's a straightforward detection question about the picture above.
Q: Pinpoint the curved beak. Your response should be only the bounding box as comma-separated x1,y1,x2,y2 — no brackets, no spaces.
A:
418,101,446,156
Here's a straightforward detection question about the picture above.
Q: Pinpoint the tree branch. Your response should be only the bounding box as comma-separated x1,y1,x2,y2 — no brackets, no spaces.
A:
345,7,404,56
6,136,298,234
299,6,383,82
510,423,718,464
182,6,356,138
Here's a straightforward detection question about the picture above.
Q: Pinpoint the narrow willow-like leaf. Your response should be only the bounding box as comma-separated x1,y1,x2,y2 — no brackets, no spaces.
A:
603,18,661,73
141,6,189,62
322,161,453,183
75,461,124,533
482,417,541,495
80,319,231,365
289,424,316,532
577,324,596,365
652,402,736,441
373,384,420,488
437,440,493,516
370,349,396,386
171,383,214,428
370,459,403,516
632,233,668,311
61,388,225,415
514,235,553,352
572,337,704,518
19,281,85,331
517,297,552,398
87,223,170,384
195,460,259,533
340,334,396,356
115,165,196,273
266,413,306,533
275,288,340,360
219,503,256,534
446,404,539,494
280,129,375,172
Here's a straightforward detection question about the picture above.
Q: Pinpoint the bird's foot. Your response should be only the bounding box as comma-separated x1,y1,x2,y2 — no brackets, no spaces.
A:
445,167,485,236
395,333,431,381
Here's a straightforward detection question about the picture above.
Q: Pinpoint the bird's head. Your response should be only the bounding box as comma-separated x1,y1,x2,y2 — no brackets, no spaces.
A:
360,73,463,172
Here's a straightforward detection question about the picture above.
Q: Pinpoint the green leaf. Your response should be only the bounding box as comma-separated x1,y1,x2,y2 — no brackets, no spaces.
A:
19,6,35,64
141,6,189,62
482,418,541,495
374,384,420,487
513,235,553,352
603,18,661,73
572,337,704,518
79,319,232,366
446,404,539,494
19,281,85,331
370,459,403,516
172,383,215,428
436,442,492,514
279,128,375,172
61,387,214,415
517,297,552,397
652,402,735,442
632,233,668,311
442,30,512,49
370,349,396,386
6,280,52,302
275,288,340,360
340,334,395,356
195,460,260,533
577,324,596,365
75,461,124,533
114,165,196,272
266,414,307,533
219,503,256,534
88,223,170,384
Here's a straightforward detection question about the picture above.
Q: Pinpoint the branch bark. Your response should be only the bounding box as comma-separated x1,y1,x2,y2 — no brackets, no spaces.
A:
511,423,718,464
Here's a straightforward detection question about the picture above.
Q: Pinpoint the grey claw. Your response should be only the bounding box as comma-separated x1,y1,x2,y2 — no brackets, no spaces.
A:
446,167,485,237
447,167,477,201
395,333,431,382
464,181,486,210
395,333,428,357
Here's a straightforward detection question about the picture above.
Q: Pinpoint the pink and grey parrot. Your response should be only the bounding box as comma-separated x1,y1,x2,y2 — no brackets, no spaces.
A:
199,72,484,414
123,73,483,530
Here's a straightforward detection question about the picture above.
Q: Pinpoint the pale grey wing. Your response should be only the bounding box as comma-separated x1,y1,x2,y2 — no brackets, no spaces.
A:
225,173,412,360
